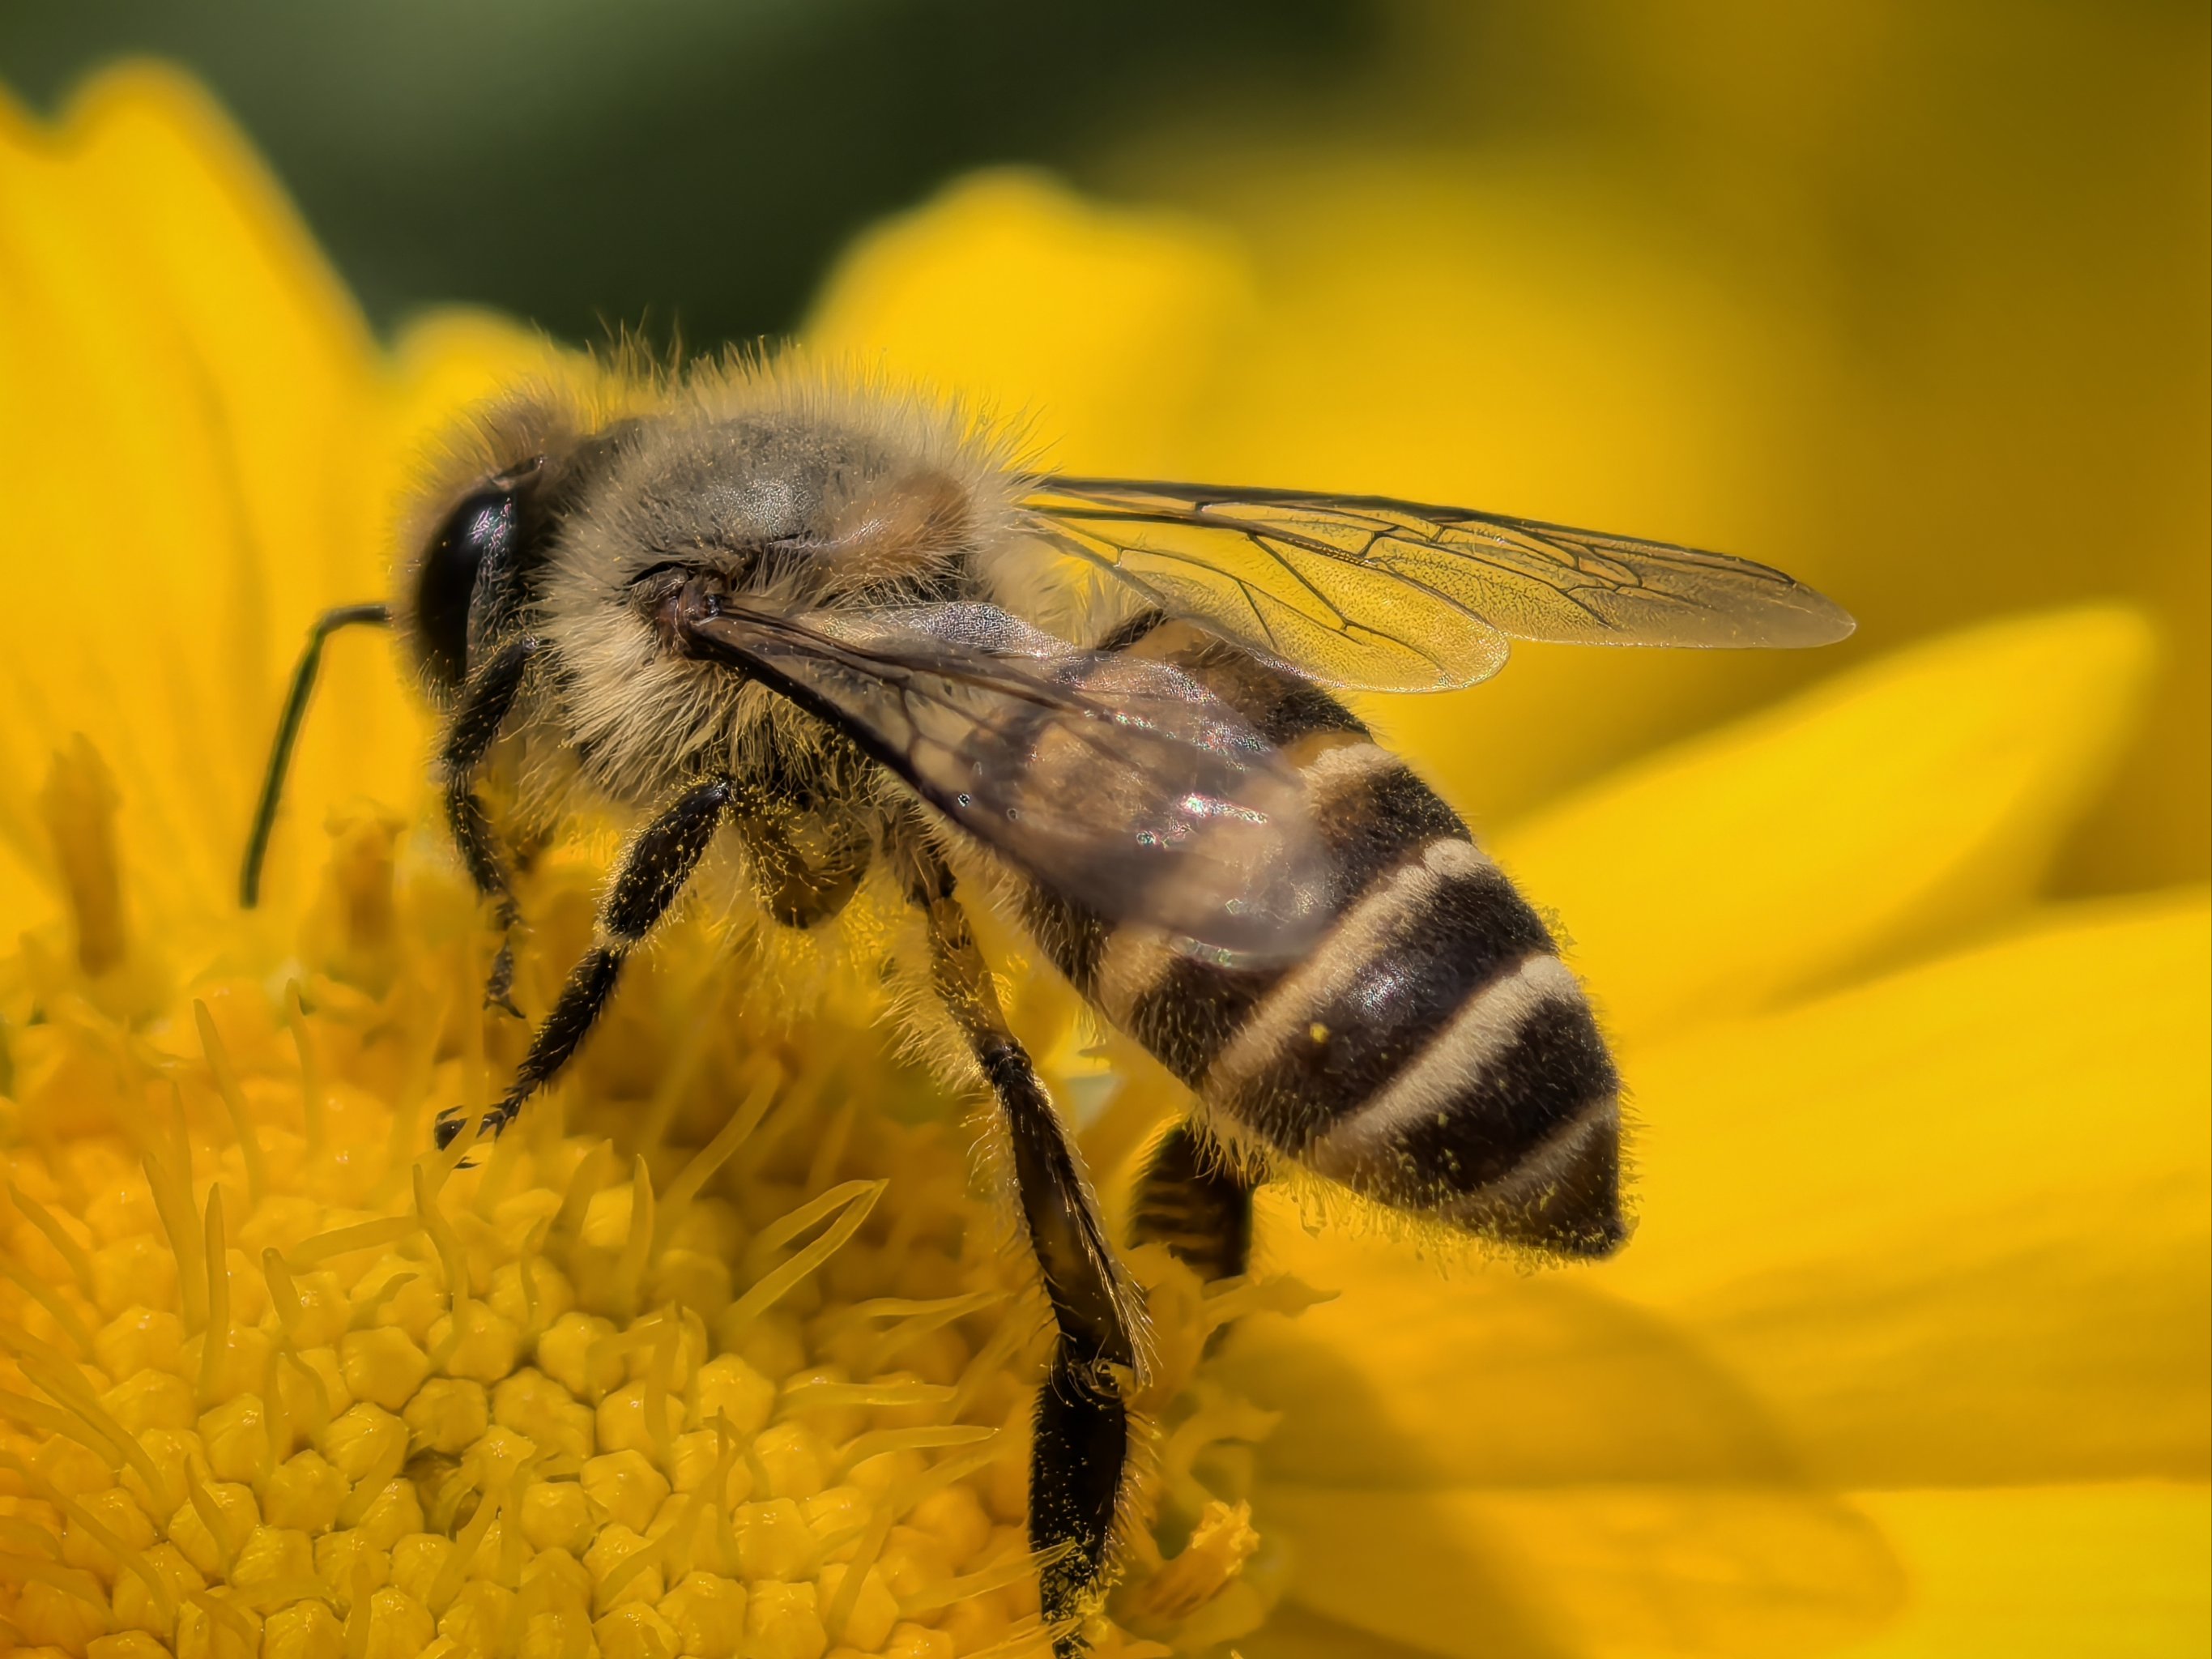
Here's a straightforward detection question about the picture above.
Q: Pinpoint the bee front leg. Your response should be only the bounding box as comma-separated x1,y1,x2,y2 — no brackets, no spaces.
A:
438,634,543,1016
897,826,1139,1652
436,774,732,1149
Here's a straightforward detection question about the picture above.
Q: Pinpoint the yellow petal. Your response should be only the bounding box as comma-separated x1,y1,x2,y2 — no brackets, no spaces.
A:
1603,890,2210,1485
1833,1485,2209,1658
1487,608,2154,1045
1240,1601,1448,1658
1255,1482,1899,1659
804,169,1254,474
0,66,413,933
1224,893,2206,1499
1216,1242,1821,1491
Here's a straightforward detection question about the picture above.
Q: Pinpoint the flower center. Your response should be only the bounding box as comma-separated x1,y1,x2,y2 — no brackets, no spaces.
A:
0,744,1290,1657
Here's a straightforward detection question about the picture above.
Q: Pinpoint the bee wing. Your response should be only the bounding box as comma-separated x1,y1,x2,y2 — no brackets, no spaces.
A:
1021,476,1856,691
680,599,1332,958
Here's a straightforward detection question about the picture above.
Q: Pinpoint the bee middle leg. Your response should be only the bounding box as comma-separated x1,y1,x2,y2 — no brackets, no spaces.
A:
897,827,1138,1650
727,780,874,928
435,773,732,1148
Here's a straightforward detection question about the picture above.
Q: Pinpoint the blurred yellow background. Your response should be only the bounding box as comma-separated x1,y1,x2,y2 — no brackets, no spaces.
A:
813,2,2210,898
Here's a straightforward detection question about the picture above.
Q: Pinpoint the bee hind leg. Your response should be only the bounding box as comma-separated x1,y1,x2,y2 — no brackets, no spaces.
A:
435,774,732,1149
898,828,1138,1654
1130,1123,1255,1287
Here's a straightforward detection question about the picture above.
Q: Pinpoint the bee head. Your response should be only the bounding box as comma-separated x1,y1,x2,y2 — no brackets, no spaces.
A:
401,387,643,697
410,458,540,693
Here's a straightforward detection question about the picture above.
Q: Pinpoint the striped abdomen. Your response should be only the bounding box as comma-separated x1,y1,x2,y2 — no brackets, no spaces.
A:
1026,621,1626,1258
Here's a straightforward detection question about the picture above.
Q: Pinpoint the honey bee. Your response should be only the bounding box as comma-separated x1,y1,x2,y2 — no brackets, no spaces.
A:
241,358,1851,1648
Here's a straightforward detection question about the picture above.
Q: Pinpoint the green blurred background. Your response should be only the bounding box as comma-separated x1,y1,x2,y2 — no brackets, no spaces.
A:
5,0,2205,894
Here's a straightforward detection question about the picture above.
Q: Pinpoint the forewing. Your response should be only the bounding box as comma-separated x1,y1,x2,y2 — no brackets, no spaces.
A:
680,600,1331,958
1023,477,1855,691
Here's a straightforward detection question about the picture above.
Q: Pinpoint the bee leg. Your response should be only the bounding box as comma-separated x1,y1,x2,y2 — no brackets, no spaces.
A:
437,634,543,1016
435,774,731,1149
898,830,1137,1650
1130,1123,1255,1286
728,783,874,928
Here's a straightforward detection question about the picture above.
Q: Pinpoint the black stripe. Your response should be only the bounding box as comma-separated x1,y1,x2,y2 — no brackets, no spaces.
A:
1317,763,1471,906
1223,864,1557,1153
1125,950,1280,1086
1385,997,1620,1218
1166,637,1369,748
1252,676,1368,748
1023,889,1110,993
1093,608,1166,653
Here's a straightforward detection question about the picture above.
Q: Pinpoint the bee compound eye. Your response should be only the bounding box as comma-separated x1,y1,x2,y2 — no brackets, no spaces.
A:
416,484,518,689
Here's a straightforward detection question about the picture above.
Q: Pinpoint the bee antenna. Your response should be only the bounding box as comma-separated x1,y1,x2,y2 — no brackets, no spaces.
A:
241,603,391,909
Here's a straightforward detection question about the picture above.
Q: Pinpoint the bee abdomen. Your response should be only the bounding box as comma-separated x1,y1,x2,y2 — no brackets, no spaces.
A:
1021,646,1626,1256
1205,823,1622,1256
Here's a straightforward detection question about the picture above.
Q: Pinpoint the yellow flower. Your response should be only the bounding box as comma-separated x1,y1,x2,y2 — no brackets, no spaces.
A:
2,64,2204,1659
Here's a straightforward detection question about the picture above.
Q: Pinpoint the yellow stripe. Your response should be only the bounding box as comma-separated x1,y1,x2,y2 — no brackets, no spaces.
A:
1198,838,1492,1099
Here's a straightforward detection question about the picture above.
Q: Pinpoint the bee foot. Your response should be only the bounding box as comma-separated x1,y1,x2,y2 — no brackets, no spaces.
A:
434,1102,514,1152
484,942,522,1017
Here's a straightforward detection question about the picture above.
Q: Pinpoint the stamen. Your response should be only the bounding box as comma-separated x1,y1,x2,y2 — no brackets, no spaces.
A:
412,1161,470,1311
142,1138,207,1332
612,1154,658,1325
0,1452,176,1628
37,736,126,976
426,1467,505,1614
824,1503,895,1642
190,1588,261,1653
284,980,325,1153
549,1139,616,1260
655,1067,781,1246
900,1543,1063,1616
777,1378,955,1419
196,1184,232,1408
834,1422,995,1477
4,1180,95,1295
630,985,727,1154
722,1180,885,1335
197,1001,268,1210
289,1213,424,1269
804,1097,858,1192
0,1550,107,1608
0,768,1309,1658
0,1258,93,1360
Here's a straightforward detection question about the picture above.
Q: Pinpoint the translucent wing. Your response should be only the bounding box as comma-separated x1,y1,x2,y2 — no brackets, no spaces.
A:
1023,476,1856,691
679,598,1331,958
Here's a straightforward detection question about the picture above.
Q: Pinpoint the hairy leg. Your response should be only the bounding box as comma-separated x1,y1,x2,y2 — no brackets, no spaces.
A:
437,634,543,1014
435,774,731,1148
897,824,1139,1649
